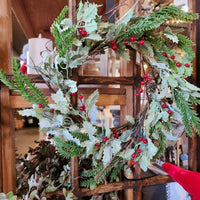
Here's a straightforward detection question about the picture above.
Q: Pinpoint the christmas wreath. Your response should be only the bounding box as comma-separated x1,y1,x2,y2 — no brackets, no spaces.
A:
0,0,199,195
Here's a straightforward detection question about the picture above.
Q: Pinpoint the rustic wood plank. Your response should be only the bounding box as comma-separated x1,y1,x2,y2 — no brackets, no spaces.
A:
11,0,35,38
0,0,16,193
78,76,136,85
1,86,16,193
79,175,173,197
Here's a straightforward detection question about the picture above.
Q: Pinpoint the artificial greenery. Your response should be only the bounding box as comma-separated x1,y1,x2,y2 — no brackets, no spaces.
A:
0,0,200,195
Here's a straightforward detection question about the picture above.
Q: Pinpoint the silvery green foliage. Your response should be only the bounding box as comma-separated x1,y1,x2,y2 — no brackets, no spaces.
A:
0,192,17,200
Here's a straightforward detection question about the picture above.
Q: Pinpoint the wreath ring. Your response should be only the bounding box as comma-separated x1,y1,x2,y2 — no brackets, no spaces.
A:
0,1,199,197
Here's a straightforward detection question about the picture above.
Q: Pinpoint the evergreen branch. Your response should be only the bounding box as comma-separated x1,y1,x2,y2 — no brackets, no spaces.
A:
81,163,104,178
80,178,97,188
189,95,200,106
54,137,85,159
110,161,123,181
126,6,198,37
70,131,89,142
51,6,76,57
174,90,200,136
12,58,48,106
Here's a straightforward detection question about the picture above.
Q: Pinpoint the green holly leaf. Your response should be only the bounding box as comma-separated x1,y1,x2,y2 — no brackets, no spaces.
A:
139,154,151,171
85,20,97,33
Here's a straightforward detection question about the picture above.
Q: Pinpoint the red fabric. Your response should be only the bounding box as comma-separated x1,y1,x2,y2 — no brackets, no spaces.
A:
19,62,27,74
162,162,200,200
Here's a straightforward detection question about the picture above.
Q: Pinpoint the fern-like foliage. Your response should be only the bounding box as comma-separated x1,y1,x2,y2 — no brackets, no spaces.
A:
70,131,89,142
110,161,123,181
177,34,195,59
54,137,85,159
0,58,48,106
174,90,200,136
51,6,76,57
126,6,198,37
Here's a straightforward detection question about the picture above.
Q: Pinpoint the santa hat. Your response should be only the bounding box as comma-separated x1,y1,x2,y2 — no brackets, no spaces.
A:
162,162,200,200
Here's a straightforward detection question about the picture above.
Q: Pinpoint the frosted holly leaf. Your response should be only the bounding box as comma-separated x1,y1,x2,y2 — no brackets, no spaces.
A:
185,80,200,91
103,145,112,166
139,154,151,171
111,139,121,155
168,75,178,88
105,126,111,138
97,146,104,160
81,135,97,156
60,18,73,32
73,38,82,46
83,121,97,135
86,33,103,41
39,118,52,128
121,148,135,160
29,190,38,200
126,115,135,125
152,112,162,126
164,32,178,43
65,79,77,93
51,89,69,105
85,20,97,33
162,111,169,122
85,89,99,114
18,108,35,117
162,131,179,141
143,41,154,57
62,130,80,145
157,85,170,100
124,164,132,175
147,139,158,159
119,129,132,142
69,124,80,132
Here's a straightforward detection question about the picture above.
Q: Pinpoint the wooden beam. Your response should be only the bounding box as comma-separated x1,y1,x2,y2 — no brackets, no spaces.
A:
11,0,35,38
0,0,16,193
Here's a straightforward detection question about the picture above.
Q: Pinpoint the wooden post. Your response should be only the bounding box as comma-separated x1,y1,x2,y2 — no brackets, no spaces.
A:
0,0,16,193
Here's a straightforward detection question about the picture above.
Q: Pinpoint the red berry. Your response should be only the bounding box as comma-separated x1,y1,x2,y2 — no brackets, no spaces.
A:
36,178,39,183
168,110,172,114
110,40,115,45
71,92,76,96
81,21,85,24
131,153,136,158
138,137,143,141
79,105,85,111
171,55,175,59
113,130,117,134
114,134,119,138
136,93,140,97
162,52,167,57
137,149,142,154
140,81,145,85
124,40,128,45
125,28,128,31
143,139,148,144
131,161,135,165
103,138,107,142
38,104,42,108
185,63,190,67
95,143,99,147
50,109,55,113
176,62,181,67
78,95,83,99
139,40,144,45
138,88,143,93
162,103,167,108
147,77,151,82
163,98,167,102
78,28,83,34
143,74,148,79
130,36,136,42
112,45,117,50
81,30,87,37
102,179,105,183
72,195,75,198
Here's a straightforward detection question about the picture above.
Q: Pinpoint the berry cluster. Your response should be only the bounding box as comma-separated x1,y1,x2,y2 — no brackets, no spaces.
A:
162,98,172,114
136,74,151,97
78,28,87,37
110,40,117,50
162,52,190,68
130,137,148,166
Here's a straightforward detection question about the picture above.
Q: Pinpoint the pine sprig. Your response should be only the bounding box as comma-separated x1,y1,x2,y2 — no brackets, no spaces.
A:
174,90,200,136
126,6,198,37
110,161,123,181
70,131,89,142
51,6,75,57
54,137,85,159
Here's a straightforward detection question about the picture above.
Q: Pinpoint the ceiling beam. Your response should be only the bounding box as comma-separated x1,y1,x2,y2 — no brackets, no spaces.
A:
11,0,36,39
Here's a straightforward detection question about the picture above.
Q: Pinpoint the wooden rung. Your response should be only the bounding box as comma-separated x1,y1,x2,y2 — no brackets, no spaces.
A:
78,76,136,85
78,87,126,95
10,94,126,108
